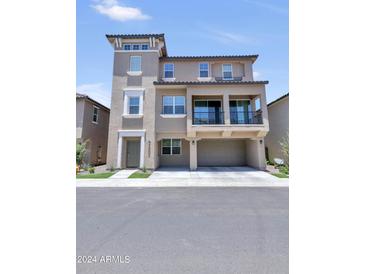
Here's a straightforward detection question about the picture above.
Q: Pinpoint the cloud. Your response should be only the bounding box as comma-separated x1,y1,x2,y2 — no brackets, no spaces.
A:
77,83,111,108
200,27,255,45
91,0,151,22
242,0,288,15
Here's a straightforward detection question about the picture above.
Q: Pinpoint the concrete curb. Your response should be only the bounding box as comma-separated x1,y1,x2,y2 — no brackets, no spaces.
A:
76,178,289,188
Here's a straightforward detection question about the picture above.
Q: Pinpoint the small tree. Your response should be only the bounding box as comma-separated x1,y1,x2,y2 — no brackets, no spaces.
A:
279,132,289,167
76,140,89,166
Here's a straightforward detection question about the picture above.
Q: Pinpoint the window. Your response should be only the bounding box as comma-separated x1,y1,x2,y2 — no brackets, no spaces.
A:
141,44,149,50
123,89,144,116
199,63,209,77
128,97,140,114
130,56,141,72
164,63,174,78
92,106,99,123
162,139,181,155
162,96,185,114
222,64,233,79
123,44,131,50
132,44,140,50
230,100,251,124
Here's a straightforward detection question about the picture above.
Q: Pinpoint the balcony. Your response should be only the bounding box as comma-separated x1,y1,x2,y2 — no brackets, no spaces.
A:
230,111,263,124
192,110,263,125
193,111,224,125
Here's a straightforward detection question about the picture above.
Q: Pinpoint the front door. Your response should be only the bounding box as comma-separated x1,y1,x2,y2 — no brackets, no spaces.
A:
126,140,140,168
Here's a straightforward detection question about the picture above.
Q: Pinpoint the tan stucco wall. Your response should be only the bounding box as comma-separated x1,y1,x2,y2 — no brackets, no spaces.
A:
265,96,289,162
159,60,253,81
159,139,190,167
77,98,110,165
106,50,160,169
246,139,266,170
197,139,246,166
155,88,187,133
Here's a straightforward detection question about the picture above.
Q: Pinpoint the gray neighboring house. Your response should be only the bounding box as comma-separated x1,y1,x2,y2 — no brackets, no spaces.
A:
265,93,289,163
105,33,270,171
76,93,110,165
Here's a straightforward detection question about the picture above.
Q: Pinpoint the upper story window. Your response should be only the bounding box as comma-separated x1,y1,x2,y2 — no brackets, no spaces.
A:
164,63,174,78
128,97,140,114
222,64,233,80
123,44,131,50
123,89,144,117
122,44,149,51
199,63,209,77
130,56,141,72
162,96,185,114
92,106,99,123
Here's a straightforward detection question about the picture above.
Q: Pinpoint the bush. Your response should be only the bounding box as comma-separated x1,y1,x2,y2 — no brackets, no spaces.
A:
279,165,289,175
76,140,89,166
88,166,95,174
109,165,115,172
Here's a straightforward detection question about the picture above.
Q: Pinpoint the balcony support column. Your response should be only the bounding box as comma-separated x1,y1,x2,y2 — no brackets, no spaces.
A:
189,139,198,171
223,93,231,125
259,91,269,128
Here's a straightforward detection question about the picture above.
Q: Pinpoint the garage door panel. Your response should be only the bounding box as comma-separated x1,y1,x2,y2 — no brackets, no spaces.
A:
197,139,246,166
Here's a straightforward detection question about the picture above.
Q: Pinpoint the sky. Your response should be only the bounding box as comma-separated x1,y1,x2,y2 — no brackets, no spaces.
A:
77,0,288,107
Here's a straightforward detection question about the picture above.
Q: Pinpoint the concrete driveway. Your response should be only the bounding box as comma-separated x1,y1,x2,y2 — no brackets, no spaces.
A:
150,166,275,180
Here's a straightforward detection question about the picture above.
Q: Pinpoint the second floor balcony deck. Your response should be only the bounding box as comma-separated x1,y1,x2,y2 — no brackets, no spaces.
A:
192,111,263,125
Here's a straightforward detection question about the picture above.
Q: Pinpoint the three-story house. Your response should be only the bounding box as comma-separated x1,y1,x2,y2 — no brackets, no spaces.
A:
106,34,269,171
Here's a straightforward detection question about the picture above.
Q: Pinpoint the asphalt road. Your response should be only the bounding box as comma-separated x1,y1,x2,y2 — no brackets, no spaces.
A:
77,187,288,274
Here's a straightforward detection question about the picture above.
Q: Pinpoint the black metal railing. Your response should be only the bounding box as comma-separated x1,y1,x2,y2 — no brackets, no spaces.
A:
193,111,224,125
230,111,263,124
215,76,243,81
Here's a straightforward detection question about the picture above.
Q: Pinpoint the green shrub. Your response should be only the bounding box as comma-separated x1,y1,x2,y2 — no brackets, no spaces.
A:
279,165,289,175
88,166,95,174
109,165,115,172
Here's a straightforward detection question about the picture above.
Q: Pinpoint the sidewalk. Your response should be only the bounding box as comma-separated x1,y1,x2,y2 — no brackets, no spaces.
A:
76,177,289,187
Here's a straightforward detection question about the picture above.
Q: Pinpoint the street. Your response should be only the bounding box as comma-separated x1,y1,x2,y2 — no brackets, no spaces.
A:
77,187,288,274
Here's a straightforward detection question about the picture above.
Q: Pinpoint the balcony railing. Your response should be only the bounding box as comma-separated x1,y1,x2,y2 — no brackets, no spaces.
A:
193,111,224,125
230,111,263,124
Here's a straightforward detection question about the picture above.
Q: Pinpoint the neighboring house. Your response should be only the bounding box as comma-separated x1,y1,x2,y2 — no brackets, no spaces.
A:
265,93,289,163
76,93,110,165
105,33,270,171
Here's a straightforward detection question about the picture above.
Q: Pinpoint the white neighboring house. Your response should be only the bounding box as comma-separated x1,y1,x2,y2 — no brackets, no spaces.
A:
265,93,289,163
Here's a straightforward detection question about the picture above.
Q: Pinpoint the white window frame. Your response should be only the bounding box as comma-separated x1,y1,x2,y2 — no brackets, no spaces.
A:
163,63,175,80
141,44,149,50
161,139,182,155
162,96,185,115
92,106,99,124
222,64,233,80
123,89,144,117
199,63,209,78
132,44,140,51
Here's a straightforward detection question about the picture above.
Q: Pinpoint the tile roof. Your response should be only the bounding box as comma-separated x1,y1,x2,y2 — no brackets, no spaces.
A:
105,33,165,39
160,55,258,61
268,93,289,107
76,93,110,111
153,80,269,86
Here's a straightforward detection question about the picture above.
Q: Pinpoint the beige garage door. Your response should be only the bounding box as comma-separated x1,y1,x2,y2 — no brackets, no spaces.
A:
197,139,246,166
